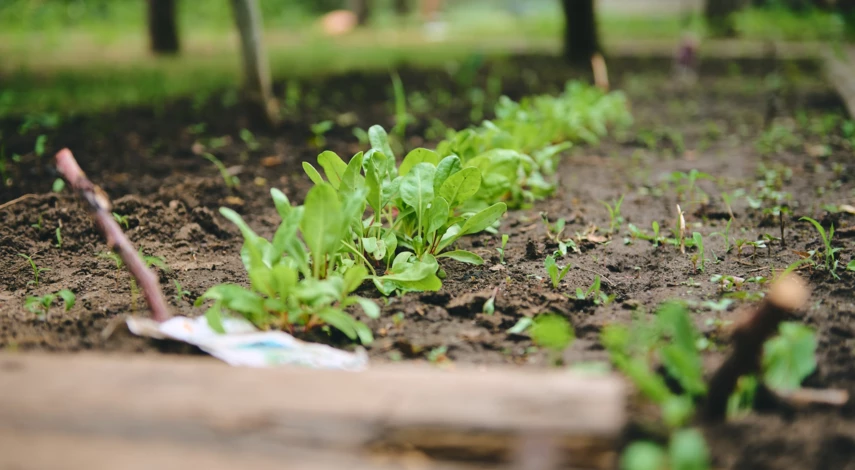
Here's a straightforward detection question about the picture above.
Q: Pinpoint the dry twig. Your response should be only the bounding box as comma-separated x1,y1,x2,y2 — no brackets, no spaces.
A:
55,148,171,322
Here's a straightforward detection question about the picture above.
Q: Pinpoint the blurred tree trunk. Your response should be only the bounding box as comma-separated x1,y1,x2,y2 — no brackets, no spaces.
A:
230,0,280,127
704,0,746,37
147,0,179,54
561,0,600,64
350,0,372,25
394,0,411,17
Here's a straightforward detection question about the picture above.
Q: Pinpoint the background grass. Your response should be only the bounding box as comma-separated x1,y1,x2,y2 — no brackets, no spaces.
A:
0,0,846,117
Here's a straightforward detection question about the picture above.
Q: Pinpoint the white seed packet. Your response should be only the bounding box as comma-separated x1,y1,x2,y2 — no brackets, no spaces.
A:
126,315,368,371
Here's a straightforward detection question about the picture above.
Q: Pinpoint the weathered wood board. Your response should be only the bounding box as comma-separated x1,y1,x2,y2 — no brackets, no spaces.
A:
0,353,626,469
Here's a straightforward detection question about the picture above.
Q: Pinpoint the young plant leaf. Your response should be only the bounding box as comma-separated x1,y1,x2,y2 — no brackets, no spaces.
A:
399,148,440,177
436,250,484,265
302,162,325,186
300,183,345,278
439,167,482,206
763,322,817,391
317,151,348,189
368,125,395,161
434,155,463,193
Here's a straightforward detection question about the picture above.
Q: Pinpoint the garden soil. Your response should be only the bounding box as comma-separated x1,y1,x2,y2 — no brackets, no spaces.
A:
2,55,854,469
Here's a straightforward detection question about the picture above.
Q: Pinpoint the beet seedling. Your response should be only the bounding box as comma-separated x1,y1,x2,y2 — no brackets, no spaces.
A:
18,253,49,286
496,233,509,264
544,254,571,289
310,120,334,148
601,194,625,234
202,153,239,189
800,216,841,277
575,276,613,305
112,212,129,229
529,313,575,366
24,289,75,318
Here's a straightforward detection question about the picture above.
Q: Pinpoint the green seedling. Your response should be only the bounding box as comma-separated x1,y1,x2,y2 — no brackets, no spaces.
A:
390,72,413,140
202,153,239,189
601,195,625,234
173,280,191,303
530,313,575,366
284,80,301,114
112,212,129,229
54,226,62,249
352,127,369,145
763,322,817,391
669,169,713,207
427,345,450,364
18,253,49,286
848,260,855,272
621,428,710,470
800,216,841,277
691,232,707,272
496,233,509,264
310,120,334,148
51,178,65,193
541,213,579,255
25,289,75,318
627,222,665,247
575,276,613,305
544,254,571,289
239,128,260,151
30,214,44,230
710,217,733,255
34,134,47,158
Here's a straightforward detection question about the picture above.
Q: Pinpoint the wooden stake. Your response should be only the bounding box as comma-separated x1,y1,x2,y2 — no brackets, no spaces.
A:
703,274,810,422
230,0,280,127
55,149,171,323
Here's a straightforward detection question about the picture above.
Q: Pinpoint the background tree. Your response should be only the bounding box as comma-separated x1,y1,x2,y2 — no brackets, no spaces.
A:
561,0,600,64
704,0,746,37
147,0,179,54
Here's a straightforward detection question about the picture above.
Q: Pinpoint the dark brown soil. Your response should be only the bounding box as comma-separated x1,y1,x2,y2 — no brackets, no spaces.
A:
2,55,855,469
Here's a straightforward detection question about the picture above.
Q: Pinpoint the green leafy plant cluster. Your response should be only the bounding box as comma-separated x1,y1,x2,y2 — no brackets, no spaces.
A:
25,289,75,318
196,186,381,344
436,82,632,208
302,126,507,295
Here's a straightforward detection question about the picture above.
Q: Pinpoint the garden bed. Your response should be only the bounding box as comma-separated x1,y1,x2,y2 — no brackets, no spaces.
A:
1,54,854,468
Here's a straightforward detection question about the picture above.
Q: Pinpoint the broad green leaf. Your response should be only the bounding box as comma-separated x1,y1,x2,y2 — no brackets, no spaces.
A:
660,345,706,396
436,250,483,265
399,148,440,177
400,163,436,222
364,150,388,214
199,284,268,327
439,167,481,206
340,152,365,194
434,155,462,193
426,197,450,236
763,322,817,391
620,441,667,470
460,202,506,236
57,289,75,311
343,265,369,293
368,125,395,161
270,188,292,220
316,307,359,341
847,260,855,271
354,297,380,319
300,184,345,277
669,428,710,470
302,162,324,186
271,263,299,299
317,151,348,189
353,321,375,345
205,303,227,334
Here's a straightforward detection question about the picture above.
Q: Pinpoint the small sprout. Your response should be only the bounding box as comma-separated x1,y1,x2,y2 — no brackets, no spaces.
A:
352,127,369,145
676,204,686,254
25,289,75,318
310,120,334,148
18,253,49,286
800,216,840,277
202,153,240,189
30,214,44,230
651,221,661,248
508,317,533,335
601,194,625,234
51,178,65,193
691,232,706,272
427,345,450,364
34,134,47,157
575,276,613,305
173,280,191,303
848,260,855,272
496,233,509,264
763,322,817,391
239,128,260,151
112,212,130,229
544,254,571,289
54,225,62,249
530,313,575,366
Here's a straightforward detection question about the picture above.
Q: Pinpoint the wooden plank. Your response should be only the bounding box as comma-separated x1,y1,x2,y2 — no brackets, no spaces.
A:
0,353,625,469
